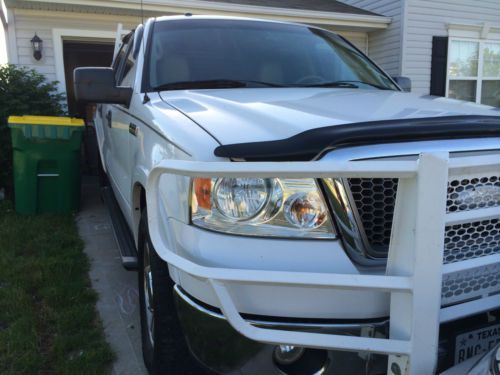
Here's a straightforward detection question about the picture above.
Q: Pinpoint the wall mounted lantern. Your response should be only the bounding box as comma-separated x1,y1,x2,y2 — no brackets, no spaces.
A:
31,33,43,61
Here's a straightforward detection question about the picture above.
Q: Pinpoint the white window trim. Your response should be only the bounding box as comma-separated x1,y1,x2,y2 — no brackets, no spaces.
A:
447,23,500,41
52,28,123,104
445,37,499,105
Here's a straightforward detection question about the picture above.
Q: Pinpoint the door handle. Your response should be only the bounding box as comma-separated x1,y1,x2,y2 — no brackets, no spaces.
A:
106,111,112,128
129,122,138,136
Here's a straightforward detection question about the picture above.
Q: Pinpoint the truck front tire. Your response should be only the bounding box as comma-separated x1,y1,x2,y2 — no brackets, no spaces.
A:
138,210,205,375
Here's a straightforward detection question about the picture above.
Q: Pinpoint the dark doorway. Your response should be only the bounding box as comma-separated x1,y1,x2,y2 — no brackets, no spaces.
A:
63,41,114,116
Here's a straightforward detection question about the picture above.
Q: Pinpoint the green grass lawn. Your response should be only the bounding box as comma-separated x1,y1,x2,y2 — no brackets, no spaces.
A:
0,201,114,374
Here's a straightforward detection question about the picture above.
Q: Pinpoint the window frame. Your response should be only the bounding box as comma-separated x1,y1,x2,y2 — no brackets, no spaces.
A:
445,37,500,105
113,31,135,85
112,42,127,83
118,38,136,87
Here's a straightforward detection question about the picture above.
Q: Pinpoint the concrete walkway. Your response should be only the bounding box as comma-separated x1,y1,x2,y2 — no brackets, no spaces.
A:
77,176,148,375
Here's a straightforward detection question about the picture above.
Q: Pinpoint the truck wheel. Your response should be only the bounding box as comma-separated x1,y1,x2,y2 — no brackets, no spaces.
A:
138,210,206,375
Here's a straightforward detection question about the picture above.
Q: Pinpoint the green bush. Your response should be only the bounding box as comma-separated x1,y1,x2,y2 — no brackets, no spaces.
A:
0,64,66,197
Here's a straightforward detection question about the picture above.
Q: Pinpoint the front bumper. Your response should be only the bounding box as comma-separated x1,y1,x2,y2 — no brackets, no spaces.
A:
174,285,389,375
174,286,499,374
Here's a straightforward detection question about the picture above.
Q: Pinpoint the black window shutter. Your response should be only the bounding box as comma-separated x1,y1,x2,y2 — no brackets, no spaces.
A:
430,36,449,97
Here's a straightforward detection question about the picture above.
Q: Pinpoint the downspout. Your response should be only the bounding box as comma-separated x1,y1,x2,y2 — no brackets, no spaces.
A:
399,0,408,76
0,1,7,28
1,1,18,64
0,0,7,63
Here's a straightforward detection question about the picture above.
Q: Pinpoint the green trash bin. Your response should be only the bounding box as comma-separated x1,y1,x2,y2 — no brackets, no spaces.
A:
7,115,85,215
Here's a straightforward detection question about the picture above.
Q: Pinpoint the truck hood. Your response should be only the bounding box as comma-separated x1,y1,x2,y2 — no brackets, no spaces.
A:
159,88,499,145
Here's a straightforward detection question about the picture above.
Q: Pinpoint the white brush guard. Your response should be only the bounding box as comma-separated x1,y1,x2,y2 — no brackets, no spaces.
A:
146,152,500,375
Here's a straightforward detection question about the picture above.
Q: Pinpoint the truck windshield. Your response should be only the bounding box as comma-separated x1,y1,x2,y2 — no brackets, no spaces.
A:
147,19,398,91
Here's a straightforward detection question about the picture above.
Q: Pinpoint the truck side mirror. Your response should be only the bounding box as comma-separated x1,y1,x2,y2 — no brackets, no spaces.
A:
74,67,132,106
392,76,412,92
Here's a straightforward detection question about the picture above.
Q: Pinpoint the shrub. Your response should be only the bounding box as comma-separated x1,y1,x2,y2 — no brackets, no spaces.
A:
0,64,66,197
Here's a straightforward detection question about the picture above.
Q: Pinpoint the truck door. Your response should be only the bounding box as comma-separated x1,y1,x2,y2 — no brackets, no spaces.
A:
106,33,135,216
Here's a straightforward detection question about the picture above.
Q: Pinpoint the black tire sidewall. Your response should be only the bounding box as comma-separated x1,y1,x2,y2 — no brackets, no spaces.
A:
138,210,154,372
138,209,206,375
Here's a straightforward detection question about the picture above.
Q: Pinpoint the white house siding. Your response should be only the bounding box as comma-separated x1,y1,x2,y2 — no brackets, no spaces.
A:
404,0,500,94
340,0,403,75
11,8,142,84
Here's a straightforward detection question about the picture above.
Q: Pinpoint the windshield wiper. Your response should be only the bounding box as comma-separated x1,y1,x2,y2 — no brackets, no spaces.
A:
151,79,285,91
297,80,393,90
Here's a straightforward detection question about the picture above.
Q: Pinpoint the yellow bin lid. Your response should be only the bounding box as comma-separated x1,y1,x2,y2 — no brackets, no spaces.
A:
8,115,84,127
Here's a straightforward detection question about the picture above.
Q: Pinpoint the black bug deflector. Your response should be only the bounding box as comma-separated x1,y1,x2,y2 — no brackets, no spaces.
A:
214,115,500,161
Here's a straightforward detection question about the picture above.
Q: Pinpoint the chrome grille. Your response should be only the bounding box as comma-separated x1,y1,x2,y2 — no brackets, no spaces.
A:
347,178,397,250
347,176,500,262
441,263,499,306
447,175,500,212
345,173,500,305
444,218,500,264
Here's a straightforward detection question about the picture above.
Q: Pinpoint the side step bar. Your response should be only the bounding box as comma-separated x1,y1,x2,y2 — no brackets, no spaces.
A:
101,186,138,270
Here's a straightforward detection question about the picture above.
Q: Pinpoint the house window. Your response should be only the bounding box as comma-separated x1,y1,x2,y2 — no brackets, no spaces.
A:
447,39,500,107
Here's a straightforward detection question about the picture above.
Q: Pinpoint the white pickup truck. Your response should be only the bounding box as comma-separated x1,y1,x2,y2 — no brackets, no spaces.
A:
74,15,500,375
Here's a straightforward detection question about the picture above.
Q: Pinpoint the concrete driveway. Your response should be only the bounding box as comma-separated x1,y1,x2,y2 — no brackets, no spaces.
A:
77,176,148,375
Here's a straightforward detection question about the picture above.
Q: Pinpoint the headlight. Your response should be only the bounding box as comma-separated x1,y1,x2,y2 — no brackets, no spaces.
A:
191,177,336,239
284,192,328,229
214,178,276,221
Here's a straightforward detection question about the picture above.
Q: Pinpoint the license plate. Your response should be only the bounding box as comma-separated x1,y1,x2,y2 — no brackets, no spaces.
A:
454,323,500,364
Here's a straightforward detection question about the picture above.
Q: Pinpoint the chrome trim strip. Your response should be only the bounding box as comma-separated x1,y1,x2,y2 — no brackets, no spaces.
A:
174,284,388,330
322,178,386,267
340,177,374,255
322,138,500,163
174,284,226,321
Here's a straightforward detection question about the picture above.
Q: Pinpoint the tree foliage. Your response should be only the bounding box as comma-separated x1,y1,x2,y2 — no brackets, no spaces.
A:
0,64,66,195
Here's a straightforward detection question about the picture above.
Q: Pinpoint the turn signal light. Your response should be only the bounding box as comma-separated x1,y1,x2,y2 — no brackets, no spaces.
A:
193,178,212,210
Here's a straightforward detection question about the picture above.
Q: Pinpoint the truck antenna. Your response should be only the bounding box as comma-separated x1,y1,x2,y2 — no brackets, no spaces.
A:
140,0,150,104
140,0,144,25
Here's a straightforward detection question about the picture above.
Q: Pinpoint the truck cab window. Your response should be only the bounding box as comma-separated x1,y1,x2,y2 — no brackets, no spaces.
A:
147,19,397,91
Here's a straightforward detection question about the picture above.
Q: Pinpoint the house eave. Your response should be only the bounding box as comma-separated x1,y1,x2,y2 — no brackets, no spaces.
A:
5,0,391,30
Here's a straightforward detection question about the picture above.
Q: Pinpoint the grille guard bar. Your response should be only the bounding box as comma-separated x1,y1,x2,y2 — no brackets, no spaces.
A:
146,153,500,375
